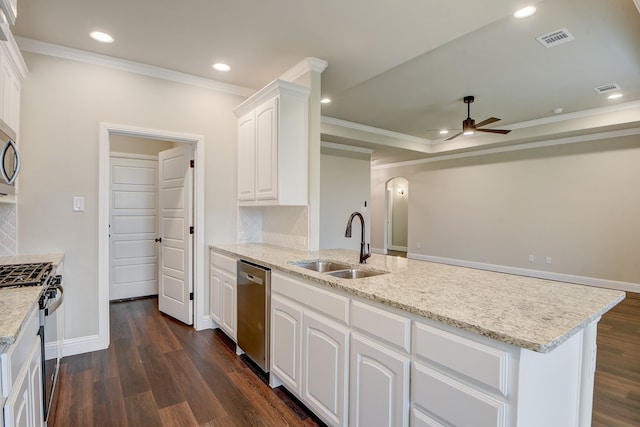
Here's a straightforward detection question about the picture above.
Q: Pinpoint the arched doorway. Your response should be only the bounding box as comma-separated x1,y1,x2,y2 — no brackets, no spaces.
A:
385,177,408,257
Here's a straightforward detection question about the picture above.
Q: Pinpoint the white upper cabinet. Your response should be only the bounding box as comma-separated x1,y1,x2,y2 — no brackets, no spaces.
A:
234,79,310,206
0,26,26,134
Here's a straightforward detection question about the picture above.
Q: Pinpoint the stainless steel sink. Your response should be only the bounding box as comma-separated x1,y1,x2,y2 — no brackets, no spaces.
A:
292,260,352,273
326,268,388,279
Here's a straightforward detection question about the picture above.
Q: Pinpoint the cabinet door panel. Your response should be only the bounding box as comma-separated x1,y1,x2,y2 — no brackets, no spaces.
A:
29,337,43,427
303,310,349,427
209,266,222,325
221,270,236,340
271,294,302,395
237,112,256,201
350,333,410,427
255,98,278,200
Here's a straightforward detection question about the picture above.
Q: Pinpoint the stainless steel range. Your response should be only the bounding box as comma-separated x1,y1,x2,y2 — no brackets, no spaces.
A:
0,262,64,424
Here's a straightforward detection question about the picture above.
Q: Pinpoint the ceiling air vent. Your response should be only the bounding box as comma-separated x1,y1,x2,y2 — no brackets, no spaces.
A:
536,28,575,48
594,83,622,94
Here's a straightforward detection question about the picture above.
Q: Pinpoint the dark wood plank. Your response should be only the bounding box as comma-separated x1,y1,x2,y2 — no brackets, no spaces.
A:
52,364,94,426
158,401,199,427
162,348,230,424
124,391,163,427
114,336,151,397
92,376,128,427
137,343,185,409
592,292,640,426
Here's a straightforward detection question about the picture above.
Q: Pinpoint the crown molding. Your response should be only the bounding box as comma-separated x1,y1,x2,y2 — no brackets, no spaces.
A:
321,141,373,154
321,115,433,144
373,126,640,170
16,37,255,97
503,100,640,130
279,57,328,82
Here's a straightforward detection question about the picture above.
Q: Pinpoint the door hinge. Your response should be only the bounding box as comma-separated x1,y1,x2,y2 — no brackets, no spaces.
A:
190,159,194,168
190,226,194,234
189,292,194,301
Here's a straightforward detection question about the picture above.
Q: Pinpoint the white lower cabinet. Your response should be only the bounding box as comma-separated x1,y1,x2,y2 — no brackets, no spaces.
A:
271,271,349,427
2,307,43,427
209,251,237,341
350,333,410,427
302,310,349,427
270,294,302,395
268,269,596,427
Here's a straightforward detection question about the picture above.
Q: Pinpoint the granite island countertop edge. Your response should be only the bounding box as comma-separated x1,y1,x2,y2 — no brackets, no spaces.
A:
211,243,625,354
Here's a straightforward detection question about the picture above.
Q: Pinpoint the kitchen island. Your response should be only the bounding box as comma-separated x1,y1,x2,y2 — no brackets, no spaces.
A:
211,243,623,427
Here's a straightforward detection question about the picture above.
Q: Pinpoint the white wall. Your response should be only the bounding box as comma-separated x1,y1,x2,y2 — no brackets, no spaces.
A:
371,133,640,285
319,144,371,250
17,52,244,341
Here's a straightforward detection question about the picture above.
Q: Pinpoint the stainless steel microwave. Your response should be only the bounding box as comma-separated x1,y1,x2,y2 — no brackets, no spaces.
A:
0,118,19,196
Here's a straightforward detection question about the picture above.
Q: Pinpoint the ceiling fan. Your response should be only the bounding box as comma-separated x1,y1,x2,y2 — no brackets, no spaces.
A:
445,96,511,141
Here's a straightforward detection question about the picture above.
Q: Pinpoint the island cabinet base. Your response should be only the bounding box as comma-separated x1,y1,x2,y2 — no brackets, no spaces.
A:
269,270,599,427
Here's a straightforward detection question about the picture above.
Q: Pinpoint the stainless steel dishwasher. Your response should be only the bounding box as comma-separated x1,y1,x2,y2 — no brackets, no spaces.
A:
237,260,271,372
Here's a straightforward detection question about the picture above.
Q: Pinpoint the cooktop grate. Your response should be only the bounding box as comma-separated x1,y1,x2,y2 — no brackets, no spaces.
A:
0,262,53,288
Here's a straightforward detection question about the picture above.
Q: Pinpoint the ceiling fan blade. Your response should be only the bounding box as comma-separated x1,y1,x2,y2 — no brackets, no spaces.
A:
474,117,501,128
476,128,511,134
445,131,464,141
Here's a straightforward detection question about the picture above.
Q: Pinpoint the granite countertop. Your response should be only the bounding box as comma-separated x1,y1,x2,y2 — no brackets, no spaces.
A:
0,253,64,347
211,243,625,353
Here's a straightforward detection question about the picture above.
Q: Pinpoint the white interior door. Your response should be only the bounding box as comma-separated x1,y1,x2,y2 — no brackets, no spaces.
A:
109,156,159,300
158,144,194,325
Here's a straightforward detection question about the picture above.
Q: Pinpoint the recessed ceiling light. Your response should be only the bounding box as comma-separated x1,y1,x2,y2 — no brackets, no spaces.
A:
514,6,536,19
607,93,623,100
89,31,114,43
212,63,231,72
439,130,449,135
320,98,331,104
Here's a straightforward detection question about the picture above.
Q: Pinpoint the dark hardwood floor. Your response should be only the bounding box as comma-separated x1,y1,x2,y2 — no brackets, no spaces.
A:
52,292,640,426
592,291,640,427
51,298,322,427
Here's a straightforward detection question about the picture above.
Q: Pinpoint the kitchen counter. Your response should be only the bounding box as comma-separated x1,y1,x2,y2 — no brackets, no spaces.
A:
0,253,64,347
211,243,624,353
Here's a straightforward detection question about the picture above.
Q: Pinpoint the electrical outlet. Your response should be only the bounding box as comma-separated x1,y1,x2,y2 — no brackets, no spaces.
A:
416,242,421,249
546,257,552,264
528,255,535,262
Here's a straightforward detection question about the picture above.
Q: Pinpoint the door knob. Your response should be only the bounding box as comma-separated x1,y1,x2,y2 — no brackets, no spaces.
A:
155,237,162,242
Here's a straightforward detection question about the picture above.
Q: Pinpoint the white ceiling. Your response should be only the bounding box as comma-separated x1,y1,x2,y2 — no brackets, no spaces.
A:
11,0,640,164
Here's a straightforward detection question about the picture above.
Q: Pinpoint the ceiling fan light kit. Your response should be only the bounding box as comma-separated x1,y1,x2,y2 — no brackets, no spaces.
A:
445,95,512,141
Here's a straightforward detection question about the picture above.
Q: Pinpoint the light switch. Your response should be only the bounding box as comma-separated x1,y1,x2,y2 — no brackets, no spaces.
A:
73,196,85,212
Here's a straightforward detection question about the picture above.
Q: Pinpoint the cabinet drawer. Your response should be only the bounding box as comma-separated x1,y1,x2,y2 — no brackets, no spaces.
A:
351,300,410,353
412,362,507,427
414,322,509,396
272,272,349,324
211,251,237,272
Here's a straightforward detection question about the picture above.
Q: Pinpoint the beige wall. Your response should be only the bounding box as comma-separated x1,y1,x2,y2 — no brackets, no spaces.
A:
371,134,640,284
320,145,371,250
109,134,175,155
17,52,244,340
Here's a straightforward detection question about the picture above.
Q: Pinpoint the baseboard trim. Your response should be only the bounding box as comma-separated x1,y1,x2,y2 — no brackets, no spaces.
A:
408,253,640,293
61,334,105,358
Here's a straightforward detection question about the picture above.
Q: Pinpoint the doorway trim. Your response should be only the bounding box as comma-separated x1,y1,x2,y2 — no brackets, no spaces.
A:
98,122,206,351
384,177,409,254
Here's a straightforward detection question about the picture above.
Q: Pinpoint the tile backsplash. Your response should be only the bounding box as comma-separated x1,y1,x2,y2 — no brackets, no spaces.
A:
0,203,17,256
238,205,308,250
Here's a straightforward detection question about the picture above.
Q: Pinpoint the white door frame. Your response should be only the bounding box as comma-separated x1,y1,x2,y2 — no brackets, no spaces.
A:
98,122,206,351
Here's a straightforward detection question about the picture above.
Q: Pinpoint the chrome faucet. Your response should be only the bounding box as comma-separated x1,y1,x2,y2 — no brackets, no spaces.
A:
344,211,371,264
